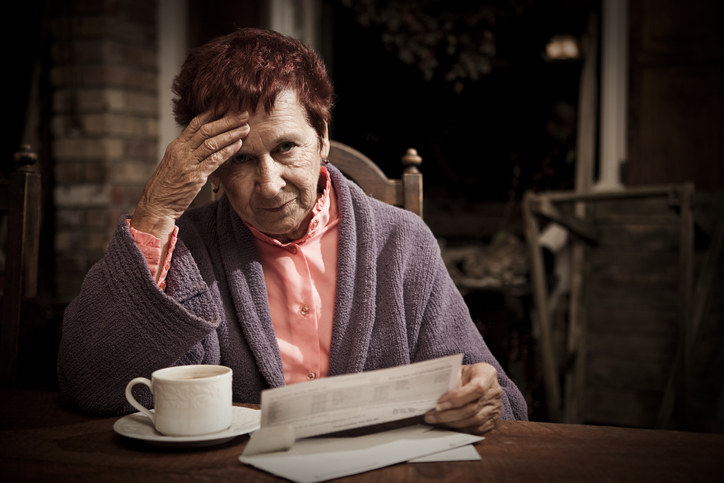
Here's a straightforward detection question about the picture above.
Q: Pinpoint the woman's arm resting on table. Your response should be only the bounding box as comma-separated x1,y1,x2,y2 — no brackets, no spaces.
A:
424,363,503,435
58,111,248,415
57,221,222,416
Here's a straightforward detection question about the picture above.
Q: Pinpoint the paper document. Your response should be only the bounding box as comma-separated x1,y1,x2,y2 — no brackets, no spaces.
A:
243,354,463,455
408,444,482,462
239,425,482,483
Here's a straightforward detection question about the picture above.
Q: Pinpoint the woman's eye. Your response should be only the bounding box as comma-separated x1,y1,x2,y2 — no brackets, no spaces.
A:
277,142,295,153
232,153,251,164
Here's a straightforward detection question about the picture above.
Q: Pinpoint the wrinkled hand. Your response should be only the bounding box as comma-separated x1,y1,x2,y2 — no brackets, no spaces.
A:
424,363,503,435
131,110,250,239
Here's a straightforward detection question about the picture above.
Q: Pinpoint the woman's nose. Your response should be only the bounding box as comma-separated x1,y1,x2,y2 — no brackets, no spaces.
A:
255,157,285,198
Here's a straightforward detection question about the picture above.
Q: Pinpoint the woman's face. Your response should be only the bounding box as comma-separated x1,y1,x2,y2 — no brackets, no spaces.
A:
213,90,329,243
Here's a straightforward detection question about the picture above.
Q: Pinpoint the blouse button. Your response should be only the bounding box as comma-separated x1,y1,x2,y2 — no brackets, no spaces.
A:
306,372,316,381
300,304,310,317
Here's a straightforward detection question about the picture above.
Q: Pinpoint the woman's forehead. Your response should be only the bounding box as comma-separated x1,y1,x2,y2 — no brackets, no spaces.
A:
248,91,307,126
238,91,316,151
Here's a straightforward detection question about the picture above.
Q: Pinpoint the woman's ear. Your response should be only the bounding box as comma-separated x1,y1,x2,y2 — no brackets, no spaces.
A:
209,172,221,193
319,122,330,161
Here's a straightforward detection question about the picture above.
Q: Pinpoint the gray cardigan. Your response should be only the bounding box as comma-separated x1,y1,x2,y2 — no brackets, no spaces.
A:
58,165,528,420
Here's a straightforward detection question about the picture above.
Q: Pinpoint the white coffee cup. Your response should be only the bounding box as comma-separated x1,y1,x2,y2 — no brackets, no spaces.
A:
125,365,233,437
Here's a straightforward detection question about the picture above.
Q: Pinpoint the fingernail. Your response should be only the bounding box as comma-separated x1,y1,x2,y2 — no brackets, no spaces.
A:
424,413,436,424
436,402,451,412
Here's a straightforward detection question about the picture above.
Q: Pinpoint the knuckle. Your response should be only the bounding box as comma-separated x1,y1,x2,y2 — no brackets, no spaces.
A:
206,150,228,166
198,123,213,137
471,407,488,424
203,138,219,152
190,114,204,126
186,118,201,132
187,116,210,137
463,402,481,419
205,151,220,165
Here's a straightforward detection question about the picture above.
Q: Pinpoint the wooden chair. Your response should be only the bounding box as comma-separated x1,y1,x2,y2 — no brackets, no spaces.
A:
1,145,41,388
522,184,695,428
327,140,423,218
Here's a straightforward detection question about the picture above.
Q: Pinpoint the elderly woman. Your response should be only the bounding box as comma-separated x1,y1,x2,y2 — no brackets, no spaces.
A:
58,28,527,434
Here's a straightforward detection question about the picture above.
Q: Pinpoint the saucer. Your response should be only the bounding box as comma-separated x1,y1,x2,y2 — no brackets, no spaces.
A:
113,406,261,447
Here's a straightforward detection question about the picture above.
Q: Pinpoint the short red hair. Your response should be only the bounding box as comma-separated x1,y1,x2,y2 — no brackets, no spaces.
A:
172,28,333,140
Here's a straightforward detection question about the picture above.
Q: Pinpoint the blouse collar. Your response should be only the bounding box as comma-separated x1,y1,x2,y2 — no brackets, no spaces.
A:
245,166,336,248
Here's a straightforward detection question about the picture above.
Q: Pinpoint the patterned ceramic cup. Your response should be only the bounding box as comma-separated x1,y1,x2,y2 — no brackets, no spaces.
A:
125,365,233,436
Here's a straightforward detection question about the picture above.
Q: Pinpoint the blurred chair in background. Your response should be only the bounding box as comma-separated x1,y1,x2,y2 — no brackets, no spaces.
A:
523,183,704,429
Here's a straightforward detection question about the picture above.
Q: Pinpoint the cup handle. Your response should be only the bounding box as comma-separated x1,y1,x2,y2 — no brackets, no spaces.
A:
125,377,155,423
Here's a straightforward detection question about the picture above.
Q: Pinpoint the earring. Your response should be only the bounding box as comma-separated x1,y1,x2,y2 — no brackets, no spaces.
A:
212,182,220,193
324,158,330,164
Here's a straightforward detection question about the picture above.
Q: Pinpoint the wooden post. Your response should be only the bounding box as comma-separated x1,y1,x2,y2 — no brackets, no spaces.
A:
0,146,41,388
401,148,423,218
523,192,561,421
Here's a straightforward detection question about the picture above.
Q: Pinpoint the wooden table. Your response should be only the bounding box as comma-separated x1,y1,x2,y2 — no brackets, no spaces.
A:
1,389,722,482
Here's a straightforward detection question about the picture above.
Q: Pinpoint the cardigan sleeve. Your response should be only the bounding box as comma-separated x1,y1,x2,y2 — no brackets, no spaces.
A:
57,217,223,416
407,221,529,421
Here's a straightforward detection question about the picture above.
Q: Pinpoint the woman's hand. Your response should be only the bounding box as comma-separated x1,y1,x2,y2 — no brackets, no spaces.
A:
131,110,250,239
423,362,503,435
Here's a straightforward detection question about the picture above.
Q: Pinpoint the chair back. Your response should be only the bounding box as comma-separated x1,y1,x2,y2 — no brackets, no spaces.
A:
1,145,41,388
328,141,423,218
523,184,696,428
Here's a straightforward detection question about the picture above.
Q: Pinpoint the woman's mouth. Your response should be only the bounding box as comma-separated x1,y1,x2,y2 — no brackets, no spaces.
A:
263,199,295,213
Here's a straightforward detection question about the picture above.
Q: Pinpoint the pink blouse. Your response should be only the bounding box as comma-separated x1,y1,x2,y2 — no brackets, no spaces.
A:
245,167,338,384
129,167,338,385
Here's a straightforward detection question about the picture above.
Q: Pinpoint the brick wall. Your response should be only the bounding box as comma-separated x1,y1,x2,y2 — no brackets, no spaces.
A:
50,0,158,303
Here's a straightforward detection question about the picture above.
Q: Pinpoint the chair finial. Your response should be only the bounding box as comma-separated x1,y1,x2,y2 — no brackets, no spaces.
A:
402,148,422,174
14,145,38,173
